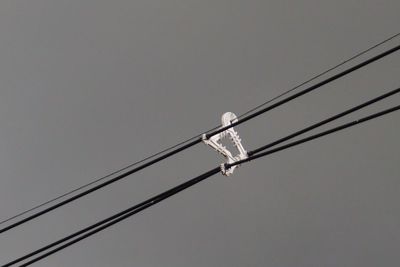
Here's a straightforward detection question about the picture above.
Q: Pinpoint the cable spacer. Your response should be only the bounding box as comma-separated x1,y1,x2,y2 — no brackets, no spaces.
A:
202,112,248,176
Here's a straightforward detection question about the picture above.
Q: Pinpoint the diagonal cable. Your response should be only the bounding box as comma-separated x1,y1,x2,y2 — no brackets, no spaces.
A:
1,41,399,235
238,32,400,119
206,44,400,139
4,87,400,266
229,105,400,169
3,167,221,267
248,87,400,156
2,32,398,228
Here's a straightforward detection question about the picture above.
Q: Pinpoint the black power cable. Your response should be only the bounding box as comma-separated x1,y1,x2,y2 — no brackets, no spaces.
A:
238,32,400,119
4,85,400,266
0,130,214,227
229,104,400,169
1,33,398,229
3,167,221,267
0,138,202,235
1,41,399,235
248,87,400,156
8,103,400,267
206,44,400,139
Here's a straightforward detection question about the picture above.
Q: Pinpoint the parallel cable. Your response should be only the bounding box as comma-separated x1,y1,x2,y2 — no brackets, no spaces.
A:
7,103,400,267
206,44,400,139
2,167,221,267
5,85,399,265
238,32,400,119
248,87,400,156
0,127,217,227
1,41,399,235
2,32,398,228
0,138,202,234
229,104,400,169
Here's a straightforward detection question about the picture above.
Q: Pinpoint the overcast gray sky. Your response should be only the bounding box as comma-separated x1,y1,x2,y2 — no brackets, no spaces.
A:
0,0,399,266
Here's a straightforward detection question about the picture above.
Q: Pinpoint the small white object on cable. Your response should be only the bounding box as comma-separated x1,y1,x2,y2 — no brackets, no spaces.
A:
202,112,248,176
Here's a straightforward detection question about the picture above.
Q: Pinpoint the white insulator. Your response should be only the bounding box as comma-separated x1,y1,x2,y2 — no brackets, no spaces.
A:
202,112,248,176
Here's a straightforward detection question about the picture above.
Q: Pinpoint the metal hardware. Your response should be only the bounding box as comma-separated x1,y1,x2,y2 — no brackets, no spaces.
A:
202,112,248,176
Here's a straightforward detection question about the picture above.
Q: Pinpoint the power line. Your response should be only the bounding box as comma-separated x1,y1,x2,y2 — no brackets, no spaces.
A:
229,104,400,169
205,43,400,139
8,102,400,267
0,127,217,227
0,138,202,234
248,87,400,156
3,167,222,267
2,32,398,228
238,32,400,119
1,42,399,235
5,85,400,266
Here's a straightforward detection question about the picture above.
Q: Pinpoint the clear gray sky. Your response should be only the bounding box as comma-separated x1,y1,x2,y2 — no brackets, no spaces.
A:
0,0,399,266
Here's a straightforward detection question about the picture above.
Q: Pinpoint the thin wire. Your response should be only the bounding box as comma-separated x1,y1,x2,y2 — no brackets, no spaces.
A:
8,103,400,267
2,167,221,267
0,138,203,234
6,85,399,265
1,42,399,235
238,32,400,119
248,87,400,156
0,127,217,227
229,104,400,168
2,32,398,228
206,43,400,139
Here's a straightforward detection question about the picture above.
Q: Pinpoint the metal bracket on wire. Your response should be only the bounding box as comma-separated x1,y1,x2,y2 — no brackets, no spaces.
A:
202,112,248,176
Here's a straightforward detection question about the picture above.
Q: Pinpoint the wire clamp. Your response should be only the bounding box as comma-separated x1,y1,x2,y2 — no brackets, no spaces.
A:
202,112,248,176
